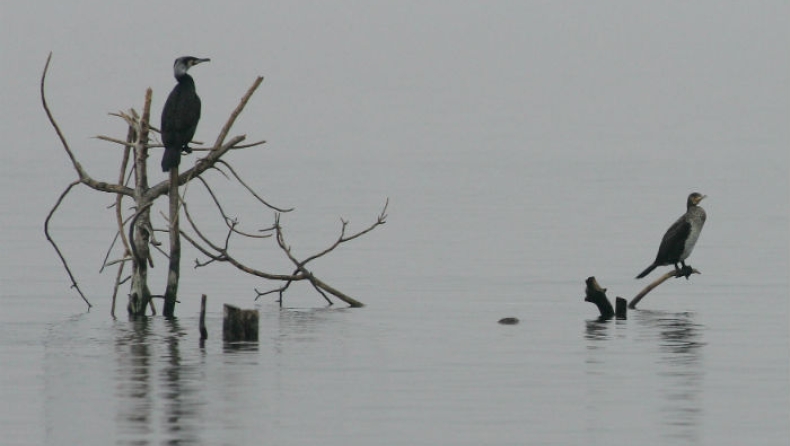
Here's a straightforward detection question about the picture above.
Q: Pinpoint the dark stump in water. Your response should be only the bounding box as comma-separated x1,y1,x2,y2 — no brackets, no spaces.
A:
223,304,259,342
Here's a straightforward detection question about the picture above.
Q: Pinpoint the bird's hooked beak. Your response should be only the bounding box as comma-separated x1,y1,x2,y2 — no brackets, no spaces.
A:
192,58,211,67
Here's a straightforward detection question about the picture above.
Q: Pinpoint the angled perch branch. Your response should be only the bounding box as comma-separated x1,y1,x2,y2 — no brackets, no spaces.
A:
629,266,700,309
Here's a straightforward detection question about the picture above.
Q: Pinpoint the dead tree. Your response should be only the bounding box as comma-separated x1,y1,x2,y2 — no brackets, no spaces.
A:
41,53,387,317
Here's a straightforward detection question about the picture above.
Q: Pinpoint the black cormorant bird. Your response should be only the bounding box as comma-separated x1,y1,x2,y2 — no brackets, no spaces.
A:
161,56,210,172
636,192,707,279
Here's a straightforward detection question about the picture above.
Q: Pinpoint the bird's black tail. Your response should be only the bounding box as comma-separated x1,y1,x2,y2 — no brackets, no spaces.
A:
636,263,657,279
161,147,180,172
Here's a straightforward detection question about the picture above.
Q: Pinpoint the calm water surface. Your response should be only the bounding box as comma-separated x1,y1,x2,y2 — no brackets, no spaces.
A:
2,144,787,445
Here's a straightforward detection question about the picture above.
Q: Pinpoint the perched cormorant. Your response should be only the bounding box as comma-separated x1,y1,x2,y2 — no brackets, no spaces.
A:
161,56,210,172
636,192,707,279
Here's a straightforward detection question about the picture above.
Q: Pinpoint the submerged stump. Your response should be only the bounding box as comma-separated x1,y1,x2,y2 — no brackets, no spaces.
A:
223,304,259,342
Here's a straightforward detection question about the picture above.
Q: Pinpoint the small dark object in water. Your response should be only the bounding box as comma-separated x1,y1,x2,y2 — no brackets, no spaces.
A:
498,317,519,325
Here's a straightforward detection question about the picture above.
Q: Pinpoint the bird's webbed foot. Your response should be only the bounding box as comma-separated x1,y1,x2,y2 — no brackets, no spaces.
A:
680,263,693,279
182,145,193,154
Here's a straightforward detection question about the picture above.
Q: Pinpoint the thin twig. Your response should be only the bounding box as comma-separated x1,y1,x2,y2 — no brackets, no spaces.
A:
194,175,272,238
95,135,136,147
300,198,388,266
215,160,293,212
110,256,125,318
115,123,135,256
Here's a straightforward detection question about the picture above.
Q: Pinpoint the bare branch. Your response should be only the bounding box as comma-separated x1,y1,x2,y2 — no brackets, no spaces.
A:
193,175,272,239
178,140,266,151
41,53,135,197
214,76,264,148
179,201,303,282
223,139,267,150
274,215,364,307
95,135,135,147
145,134,246,200
300,198,388,266
44,180,92,309
110,257,126,319
103,125,136,275
41,54,85,180
215,160,294,213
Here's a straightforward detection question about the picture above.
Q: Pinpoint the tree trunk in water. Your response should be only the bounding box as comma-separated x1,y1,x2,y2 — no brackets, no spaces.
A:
163,168,181,318
127,89,154,317
128,205,153,316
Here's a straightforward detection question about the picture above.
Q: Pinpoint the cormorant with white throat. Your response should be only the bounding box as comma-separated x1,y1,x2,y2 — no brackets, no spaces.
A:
636,192,707,279
161,56,210,172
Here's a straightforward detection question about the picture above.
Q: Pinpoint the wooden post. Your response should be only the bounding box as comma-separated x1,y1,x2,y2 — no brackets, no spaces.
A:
199,294,208,342
163,168,180,318
615,297,628,320
223,304,259,342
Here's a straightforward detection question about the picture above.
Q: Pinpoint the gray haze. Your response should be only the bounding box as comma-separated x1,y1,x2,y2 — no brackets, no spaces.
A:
1,2,788,445
3,1,788,293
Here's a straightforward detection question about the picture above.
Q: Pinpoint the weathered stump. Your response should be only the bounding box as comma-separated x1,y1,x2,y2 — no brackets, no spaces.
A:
615,297,628,320
223,304,259,342
584,277,626,320
584,276,614,320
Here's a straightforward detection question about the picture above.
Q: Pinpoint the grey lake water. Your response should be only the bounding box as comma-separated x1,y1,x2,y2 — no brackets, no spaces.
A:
2,2,789,445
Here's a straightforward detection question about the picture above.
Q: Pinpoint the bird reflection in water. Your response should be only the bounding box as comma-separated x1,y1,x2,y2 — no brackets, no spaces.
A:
639,310,705,442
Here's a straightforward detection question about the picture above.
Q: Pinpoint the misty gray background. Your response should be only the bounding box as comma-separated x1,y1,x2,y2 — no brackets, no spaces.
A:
3,1,787,298
1,2,788,445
